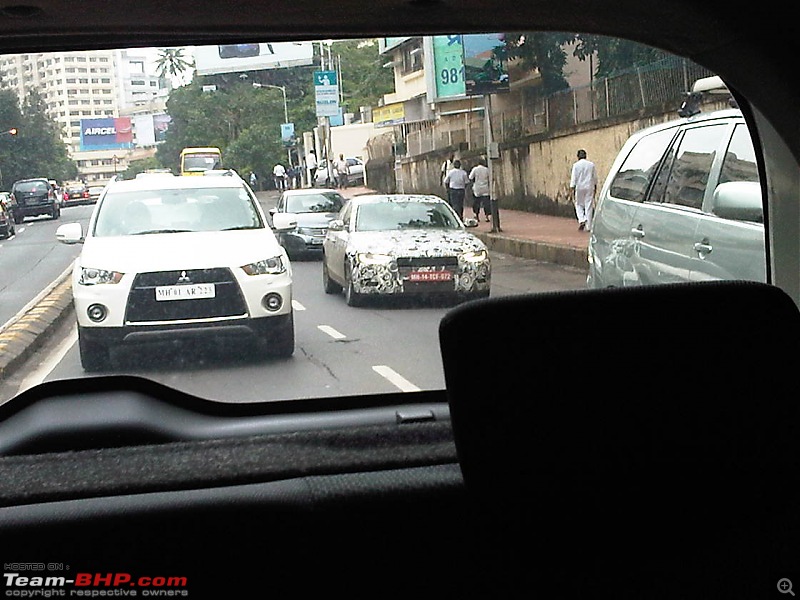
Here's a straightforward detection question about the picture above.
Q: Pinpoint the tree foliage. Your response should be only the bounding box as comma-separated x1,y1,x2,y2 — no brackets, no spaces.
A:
571,35,674,79
155,40,394,184
155,48,194,82
0,88,76,188
498,32,676,94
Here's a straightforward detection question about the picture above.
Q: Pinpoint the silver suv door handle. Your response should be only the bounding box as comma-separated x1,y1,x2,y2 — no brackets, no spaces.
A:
694,240,713,255
631,226,645,239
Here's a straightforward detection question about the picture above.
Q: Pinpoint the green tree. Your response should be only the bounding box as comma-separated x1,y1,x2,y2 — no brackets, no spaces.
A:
498,32,676,94
498,32,577,95
330,39,394,117
571,35,674,78
154,39,394,181
0,88,76,187
155,48,194,83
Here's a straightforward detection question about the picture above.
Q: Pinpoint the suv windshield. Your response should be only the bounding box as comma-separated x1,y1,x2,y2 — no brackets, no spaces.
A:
0,34,767,407
285,192,343,213
93,186,263,236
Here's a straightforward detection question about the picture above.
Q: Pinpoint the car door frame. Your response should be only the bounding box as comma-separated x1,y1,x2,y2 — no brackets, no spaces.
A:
628,119,733,285
689,120,767,282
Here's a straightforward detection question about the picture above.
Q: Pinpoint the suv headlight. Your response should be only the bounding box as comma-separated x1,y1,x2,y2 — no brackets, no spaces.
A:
462,249,489,263
241,256,286,275
79,267,124,285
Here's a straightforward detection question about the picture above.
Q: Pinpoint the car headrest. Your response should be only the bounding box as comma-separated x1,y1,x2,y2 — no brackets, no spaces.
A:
439,281,800,536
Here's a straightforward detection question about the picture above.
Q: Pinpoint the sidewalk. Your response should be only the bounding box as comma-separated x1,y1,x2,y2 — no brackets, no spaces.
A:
340,186,590,271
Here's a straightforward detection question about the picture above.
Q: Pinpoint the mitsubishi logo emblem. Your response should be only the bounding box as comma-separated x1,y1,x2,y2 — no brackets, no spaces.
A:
177,270,192,284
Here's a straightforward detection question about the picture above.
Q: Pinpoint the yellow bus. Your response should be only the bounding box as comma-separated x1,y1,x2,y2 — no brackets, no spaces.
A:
180,147,222,176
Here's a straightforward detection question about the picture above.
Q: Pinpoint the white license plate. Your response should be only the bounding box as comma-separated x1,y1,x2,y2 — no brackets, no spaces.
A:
155,283,216,301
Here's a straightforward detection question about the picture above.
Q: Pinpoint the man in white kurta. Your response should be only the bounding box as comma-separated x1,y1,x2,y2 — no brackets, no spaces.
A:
570,149,597,231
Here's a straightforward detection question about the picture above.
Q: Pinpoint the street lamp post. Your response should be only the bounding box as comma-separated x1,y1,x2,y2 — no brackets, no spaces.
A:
253,82,293,169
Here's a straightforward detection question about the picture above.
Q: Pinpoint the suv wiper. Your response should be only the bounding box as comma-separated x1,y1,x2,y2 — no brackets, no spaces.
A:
132,229,193,235
221,225,259,231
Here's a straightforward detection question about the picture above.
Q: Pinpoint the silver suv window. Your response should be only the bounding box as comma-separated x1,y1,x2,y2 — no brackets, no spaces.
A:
608,128,676,201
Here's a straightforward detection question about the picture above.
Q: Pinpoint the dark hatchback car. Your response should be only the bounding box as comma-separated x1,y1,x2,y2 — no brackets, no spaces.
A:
10,177,61,221
269,188,346,258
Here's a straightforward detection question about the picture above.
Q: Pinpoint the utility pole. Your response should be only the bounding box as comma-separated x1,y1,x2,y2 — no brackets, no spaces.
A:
253,82,292,168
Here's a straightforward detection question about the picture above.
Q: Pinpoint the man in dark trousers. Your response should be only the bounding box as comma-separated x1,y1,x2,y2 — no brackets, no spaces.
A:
443,159,469,221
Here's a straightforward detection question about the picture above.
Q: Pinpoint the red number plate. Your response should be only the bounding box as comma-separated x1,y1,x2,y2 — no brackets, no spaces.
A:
408,271,453,282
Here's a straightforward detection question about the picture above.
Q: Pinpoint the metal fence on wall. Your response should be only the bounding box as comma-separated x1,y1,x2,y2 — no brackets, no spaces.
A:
493,56,716,143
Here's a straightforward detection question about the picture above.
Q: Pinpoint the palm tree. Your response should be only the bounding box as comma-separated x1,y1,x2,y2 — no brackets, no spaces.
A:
155,48,194,86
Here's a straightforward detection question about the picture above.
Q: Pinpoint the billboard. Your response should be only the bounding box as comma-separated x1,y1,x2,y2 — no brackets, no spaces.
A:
463,34,509,95
432,35,466,99
194,42,314,76
133,114,172,146
80,117,134,151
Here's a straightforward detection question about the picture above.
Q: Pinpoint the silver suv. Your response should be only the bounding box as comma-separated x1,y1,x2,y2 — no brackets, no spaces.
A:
588,108,765,288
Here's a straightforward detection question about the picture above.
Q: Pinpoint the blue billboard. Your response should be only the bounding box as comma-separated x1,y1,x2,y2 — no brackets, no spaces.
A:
80,117,134,151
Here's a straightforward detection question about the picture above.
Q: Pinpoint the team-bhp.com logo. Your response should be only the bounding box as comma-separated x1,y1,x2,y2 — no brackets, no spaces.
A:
3,570,189,596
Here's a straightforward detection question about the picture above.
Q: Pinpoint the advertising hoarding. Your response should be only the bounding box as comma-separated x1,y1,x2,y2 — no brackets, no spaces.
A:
373,103,405,127
80,117,134,151
133,114,172,146
194,42,314,76
433,35,466,99
281,123,296,147
463,34,509,95
314,70,340,117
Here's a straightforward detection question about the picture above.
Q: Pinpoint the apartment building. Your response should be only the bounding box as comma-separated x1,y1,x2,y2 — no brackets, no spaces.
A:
0,48,169,184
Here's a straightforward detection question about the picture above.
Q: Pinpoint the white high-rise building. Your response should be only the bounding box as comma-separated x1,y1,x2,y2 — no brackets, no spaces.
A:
0,48,171,184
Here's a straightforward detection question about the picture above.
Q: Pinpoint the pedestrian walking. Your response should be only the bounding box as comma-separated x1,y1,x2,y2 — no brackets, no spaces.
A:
443,159,469,221
570,149,597,231
334,154,350,189
440,153,455,188
249,171,258,189
306,150,318,187
468,158,491,223
273,163,287,191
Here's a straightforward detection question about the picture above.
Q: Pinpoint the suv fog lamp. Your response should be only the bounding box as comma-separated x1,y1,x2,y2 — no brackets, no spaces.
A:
262,293,283,312
87,304,108,322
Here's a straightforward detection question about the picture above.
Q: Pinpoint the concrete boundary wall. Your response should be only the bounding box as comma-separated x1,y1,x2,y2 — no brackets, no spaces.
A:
387,100,730,217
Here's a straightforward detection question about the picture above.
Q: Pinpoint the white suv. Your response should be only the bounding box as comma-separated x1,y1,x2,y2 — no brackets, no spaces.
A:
588,108,765,288
57,175,294,370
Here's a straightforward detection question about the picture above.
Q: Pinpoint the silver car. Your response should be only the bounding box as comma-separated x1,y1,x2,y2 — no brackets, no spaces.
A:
321,194,491,306
588,108,765,288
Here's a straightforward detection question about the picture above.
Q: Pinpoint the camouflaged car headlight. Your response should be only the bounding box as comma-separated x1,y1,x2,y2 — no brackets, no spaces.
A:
357,252,394,265
79,267,124,285
241,256,286,275
462,249,489,263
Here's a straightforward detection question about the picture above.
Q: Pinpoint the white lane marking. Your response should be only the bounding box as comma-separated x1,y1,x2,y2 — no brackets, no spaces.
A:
318,325,346,340
292,300,306,311
20,325,78,390
372,365,421,392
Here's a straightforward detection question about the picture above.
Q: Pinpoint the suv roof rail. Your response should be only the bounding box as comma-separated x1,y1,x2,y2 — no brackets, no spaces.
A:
678,75,738,118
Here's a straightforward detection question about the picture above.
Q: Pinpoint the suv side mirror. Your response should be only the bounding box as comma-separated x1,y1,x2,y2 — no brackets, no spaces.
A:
271,212,297,232
56,222,84,244
711,181,763,223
